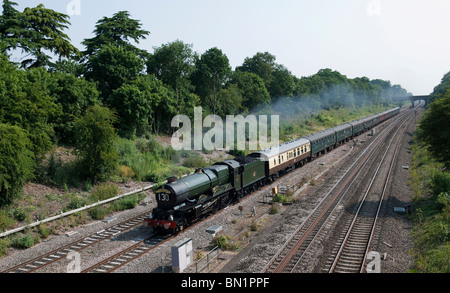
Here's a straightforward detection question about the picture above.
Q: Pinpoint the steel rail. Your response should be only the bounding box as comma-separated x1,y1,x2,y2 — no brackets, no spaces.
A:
328,112,413,273
81,232,171,273
262,108,412,273
1,212,150,273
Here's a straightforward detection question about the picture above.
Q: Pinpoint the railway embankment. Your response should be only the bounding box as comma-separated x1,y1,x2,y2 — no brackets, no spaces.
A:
407,110,450,273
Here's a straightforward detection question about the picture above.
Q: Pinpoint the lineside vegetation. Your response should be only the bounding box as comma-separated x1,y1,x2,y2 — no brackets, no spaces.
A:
409,72,450,273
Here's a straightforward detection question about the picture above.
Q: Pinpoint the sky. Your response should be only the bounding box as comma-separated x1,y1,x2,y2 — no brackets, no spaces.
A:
9,0,450,95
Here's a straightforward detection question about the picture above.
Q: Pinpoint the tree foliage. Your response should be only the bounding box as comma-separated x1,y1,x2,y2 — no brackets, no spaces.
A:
85,44,145,99
237,52,295,100
0,1,79,68
237,52,276,90
147,40,196,113
229,71,270,113
109,75,176,137
429,71,450,104
74,105,119,182
418,74,450,168
0,2,415,194
0,123,34,205
0,55,59,159
50,72,101,144
191,47,232,115
82,10,149,58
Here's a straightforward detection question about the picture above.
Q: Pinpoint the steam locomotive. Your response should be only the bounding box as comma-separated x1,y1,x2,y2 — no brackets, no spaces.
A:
144,107,400,233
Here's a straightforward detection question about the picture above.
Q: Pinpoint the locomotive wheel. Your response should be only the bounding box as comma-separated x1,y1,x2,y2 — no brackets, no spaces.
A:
221,194,232,208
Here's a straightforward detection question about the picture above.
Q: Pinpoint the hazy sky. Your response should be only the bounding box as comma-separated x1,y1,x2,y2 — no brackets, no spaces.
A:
10,0,450,95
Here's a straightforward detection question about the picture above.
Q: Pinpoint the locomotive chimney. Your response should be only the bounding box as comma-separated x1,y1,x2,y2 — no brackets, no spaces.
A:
167,176,177,183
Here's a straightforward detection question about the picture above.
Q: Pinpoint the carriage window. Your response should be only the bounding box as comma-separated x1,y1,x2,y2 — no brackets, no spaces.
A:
274,159,276,165
278,156,281,164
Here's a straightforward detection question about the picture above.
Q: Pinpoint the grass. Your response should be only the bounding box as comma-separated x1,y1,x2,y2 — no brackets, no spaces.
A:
115,137,192,183
409,141,450,273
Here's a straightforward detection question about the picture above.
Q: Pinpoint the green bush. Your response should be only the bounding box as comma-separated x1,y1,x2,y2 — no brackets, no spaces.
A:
111,195,138,211
422,243,450,273
116,138,173,182
0,238,10,257
229,149,246,157
183,155,208,169
0,209,14,231
39,224,51,239
13,208,27,222
431,171,450,197
0,124,34,206
88,206,108,220
91,183,119,201
49,161,80,188
66,197,87,211
273,194,294,204
212,235,231,248
12,234,35,249
211,235,241,250
269,205,279,214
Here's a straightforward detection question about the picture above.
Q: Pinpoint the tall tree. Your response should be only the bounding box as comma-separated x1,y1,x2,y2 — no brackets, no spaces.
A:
109,75,175,137
429,71,450,104
417,90,450,168
74,105,118,182
84,44,145,99
230,71,270,112
1,2,79,68
82,11,149,58
50,72,101,144
0,0,23,53
147,40,196,113
351,77,376,107
418,73,450,168
237,52,294,100
237,52,276,90
269,64,295,100
191,47,232,115
217,84,243,116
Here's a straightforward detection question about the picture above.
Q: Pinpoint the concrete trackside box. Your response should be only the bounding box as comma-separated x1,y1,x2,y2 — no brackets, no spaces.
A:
171,238,193,273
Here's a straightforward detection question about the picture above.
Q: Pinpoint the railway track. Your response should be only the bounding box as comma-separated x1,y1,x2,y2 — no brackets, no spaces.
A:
81,233,171,273
1,212,150,273
326,112,411,273
262,107,415,273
